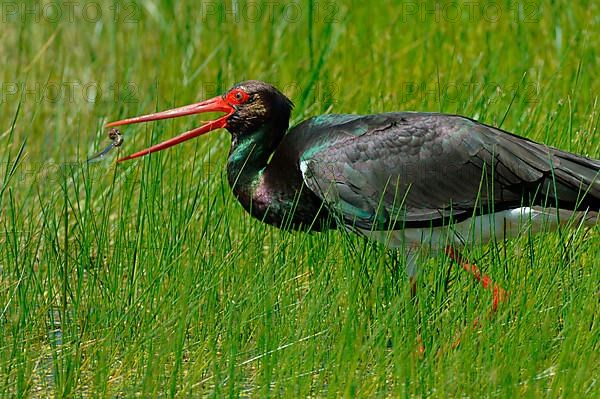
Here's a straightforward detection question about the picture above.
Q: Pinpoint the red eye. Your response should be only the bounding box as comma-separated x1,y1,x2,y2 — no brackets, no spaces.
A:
227,89,250,104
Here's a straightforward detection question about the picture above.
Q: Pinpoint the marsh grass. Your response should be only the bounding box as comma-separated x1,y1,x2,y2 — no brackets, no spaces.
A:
0,0,598,397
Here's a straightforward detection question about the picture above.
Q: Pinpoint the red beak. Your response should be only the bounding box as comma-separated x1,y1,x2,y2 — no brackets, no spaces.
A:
106,95,235,162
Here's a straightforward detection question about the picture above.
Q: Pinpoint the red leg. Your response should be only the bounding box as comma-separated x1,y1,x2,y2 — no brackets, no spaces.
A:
444,246,508,312
433,247,509,354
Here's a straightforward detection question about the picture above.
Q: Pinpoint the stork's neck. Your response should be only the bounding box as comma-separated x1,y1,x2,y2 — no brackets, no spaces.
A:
225,121,332,231
226,124,282,196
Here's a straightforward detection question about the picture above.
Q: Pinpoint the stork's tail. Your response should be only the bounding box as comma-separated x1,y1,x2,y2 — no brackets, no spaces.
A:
492,128,599,212
544,148,600,212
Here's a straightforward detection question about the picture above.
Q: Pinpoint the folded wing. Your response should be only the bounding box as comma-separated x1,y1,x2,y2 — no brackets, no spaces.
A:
297,113,599,230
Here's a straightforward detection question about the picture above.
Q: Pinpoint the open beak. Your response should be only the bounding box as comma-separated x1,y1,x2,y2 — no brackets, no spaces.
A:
106,95,235,162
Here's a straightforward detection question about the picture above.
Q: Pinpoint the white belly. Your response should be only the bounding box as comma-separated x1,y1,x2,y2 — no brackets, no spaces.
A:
358,207,595,251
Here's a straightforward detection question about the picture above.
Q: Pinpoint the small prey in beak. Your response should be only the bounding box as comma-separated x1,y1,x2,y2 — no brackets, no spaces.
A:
87,128,123,163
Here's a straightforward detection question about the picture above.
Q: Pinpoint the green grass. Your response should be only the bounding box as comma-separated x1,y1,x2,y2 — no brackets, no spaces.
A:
1,0,599,397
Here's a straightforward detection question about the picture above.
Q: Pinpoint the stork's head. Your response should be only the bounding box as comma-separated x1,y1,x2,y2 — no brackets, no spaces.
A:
107,80,293,162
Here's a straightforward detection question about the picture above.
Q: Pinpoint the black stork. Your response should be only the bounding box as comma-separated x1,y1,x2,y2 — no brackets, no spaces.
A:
107,80,599,309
